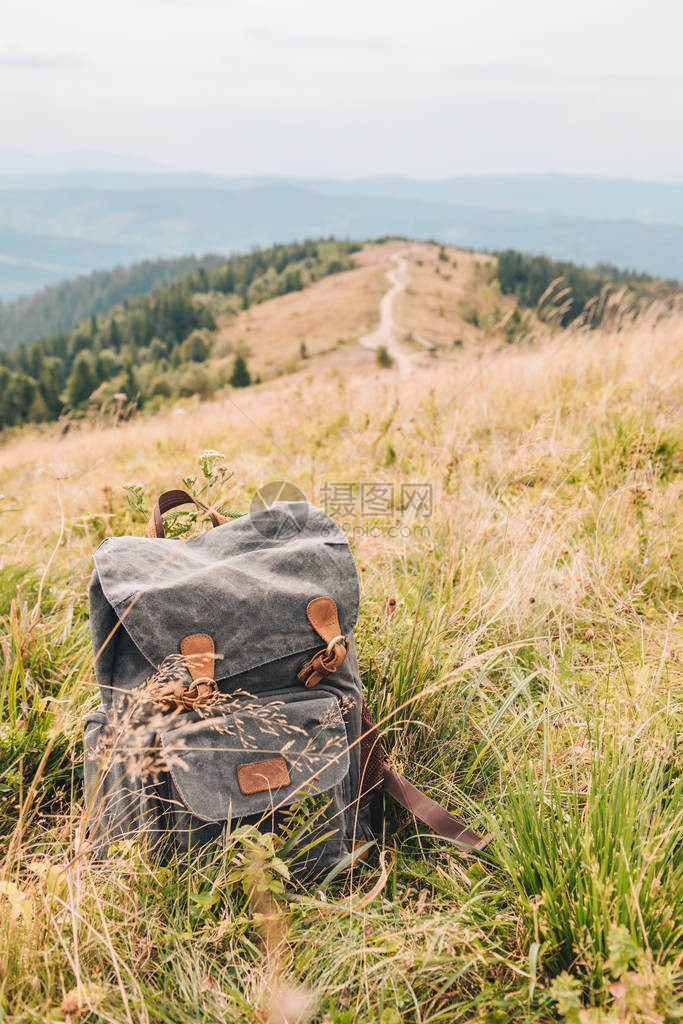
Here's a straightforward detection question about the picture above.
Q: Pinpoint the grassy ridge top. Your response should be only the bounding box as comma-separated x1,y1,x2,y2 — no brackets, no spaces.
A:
0,250,680,1021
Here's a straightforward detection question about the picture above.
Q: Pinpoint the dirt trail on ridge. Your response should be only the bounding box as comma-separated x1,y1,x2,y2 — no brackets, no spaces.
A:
359,251,418,375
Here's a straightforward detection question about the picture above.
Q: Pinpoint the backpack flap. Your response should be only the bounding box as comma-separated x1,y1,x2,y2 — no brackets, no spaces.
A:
159,693,350,822
90,502,360,697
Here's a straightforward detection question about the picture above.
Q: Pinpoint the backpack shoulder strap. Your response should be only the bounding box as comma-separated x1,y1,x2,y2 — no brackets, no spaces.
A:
359,699,491,852
382,764,492,852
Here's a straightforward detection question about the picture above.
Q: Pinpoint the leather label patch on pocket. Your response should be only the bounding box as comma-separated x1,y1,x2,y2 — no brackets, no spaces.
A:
237,756,291,795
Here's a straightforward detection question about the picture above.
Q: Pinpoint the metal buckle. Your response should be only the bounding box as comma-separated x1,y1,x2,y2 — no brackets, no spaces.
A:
190,676,218,692
326,635,348,655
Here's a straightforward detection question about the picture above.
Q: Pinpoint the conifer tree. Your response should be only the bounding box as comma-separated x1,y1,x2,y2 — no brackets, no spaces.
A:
66,351,97,407
229,353,251,388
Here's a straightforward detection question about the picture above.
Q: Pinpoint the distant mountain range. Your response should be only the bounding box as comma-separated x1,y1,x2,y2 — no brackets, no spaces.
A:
1,170,682,300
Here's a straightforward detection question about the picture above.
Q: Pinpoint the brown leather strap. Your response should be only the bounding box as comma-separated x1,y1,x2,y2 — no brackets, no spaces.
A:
306,597,343,645
298,596,348,687
180,633,216,681
297,643,347,687
383,764,492,851
154,678,216,710
146,489,228,538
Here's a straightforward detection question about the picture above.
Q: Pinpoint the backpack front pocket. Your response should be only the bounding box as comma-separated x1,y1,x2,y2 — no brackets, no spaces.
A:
157,692,352,872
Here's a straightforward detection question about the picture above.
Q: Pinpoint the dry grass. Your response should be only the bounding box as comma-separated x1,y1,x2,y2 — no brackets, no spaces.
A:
0,247,681,1023
394,243,515,351
211,243,396,378
2,285,680,572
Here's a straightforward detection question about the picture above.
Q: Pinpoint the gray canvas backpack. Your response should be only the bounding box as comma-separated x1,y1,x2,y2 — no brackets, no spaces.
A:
84,489,488,878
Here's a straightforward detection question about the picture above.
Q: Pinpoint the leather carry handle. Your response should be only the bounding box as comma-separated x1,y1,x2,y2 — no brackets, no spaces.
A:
383,764,492,851
146,489,228,538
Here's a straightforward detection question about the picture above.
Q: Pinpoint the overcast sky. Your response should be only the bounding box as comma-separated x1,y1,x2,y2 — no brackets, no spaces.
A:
1,0,682,180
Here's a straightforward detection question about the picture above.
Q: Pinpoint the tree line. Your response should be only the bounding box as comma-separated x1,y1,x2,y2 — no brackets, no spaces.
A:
0,253,230,352
495,249,677,327
0,240,358,431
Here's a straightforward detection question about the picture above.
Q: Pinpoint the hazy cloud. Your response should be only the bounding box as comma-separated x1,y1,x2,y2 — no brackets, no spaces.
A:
2,0,682,179
0,52,85,70
246,28,395,54
437,61,683,87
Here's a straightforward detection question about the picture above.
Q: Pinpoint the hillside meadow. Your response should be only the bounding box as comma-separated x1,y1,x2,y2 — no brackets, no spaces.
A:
0,251,681,1023
1,238,676,433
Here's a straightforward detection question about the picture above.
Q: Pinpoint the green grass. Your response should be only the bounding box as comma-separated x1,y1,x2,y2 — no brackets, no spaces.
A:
0,301,681,1022
1,555,678,1023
